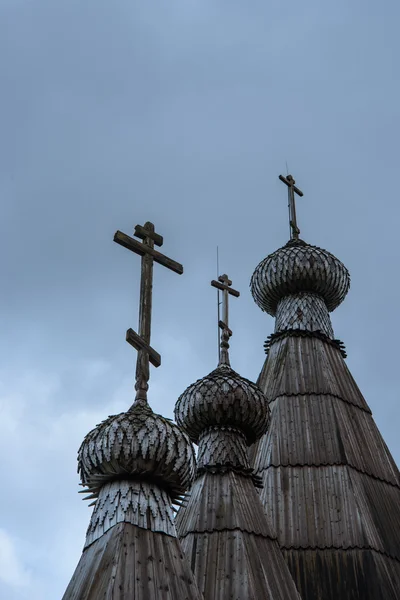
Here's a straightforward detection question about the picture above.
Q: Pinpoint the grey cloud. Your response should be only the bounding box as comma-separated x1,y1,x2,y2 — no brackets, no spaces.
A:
0,1,399,598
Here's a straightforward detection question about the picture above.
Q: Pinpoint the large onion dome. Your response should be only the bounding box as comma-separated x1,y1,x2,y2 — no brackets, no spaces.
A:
250,238,350,316
174,363,270,446
78,399,195,503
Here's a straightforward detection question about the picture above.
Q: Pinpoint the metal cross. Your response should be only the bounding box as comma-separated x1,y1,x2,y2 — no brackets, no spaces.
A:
211,274,240,365
279,174,304,240
114,222,183,402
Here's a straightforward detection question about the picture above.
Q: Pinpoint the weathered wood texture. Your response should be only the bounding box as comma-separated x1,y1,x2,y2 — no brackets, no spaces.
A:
114,222,183,402
134,222,155,400
114,230,183,274
62,522,203,600
210,278,240,297
85,480,177,547
175,363,270,446
274,291,334,338
78,401,195,502
64,223,197,600
174,331,299,598
252,334,370,411
196,427,250,471
210,274,240,366
279,174,303,239
250,235,400,598
134,224,163,246
250,238,350,315
126,327,161,368
176,471,301,600
282,548,400,600
252,332,400,600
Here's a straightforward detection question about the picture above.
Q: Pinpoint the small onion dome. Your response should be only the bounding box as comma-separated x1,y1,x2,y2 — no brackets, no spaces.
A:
250,238,350,316
78,400,195,502
174,364,270,446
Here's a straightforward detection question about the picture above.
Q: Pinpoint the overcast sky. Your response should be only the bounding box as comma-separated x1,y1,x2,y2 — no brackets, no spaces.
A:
1,1,399,598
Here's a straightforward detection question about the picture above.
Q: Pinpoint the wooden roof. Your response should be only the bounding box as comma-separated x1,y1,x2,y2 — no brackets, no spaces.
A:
176,470,301,599
174,278,300,599
63,222,400,599
62,522,203,600
252,332,400,599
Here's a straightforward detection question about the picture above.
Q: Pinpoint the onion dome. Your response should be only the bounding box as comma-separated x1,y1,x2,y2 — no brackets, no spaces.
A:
78,399,195,503
176,274,270,446
175,364,269,446
250,238,350,316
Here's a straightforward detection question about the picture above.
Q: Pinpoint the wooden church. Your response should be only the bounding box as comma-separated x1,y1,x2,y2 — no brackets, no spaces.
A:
62,176,400,599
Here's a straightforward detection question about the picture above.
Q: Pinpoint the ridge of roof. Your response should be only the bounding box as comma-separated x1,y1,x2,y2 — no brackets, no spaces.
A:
264,328,347,358
258,335,370,411
258,462,399,489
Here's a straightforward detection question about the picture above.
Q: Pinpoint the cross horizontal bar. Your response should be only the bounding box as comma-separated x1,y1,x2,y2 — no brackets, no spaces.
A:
218,274,232,286
134,224,163,247
114,230,183,275
211,279,240,297
126,328,161,368
279,174,303,197
218,319,232,336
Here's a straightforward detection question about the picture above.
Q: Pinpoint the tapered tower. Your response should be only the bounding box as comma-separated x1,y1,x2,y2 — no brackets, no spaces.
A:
250,176,400,600
175,274,301,600
62,222,202,600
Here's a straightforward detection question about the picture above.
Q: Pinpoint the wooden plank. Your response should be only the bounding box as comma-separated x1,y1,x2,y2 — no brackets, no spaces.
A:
279,174,303,197
218,274,232,286
114,230,183,275
126,328,161,368
218,320,232,336
134,224,164,247
211,280,240,297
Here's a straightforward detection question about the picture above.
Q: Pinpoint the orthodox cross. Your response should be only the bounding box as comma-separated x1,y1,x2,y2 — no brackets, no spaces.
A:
114,222,183,402
211,274,240,366
279,174,303,240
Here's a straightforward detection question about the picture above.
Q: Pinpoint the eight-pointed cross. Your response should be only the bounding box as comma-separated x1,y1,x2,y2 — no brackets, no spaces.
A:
211,274,240,365
279,174,304,240
114,222,183,402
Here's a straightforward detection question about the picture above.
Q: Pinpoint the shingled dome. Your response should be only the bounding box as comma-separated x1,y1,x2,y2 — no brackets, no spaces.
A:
175,363,270,445
250,238,350,315
78,399,195,502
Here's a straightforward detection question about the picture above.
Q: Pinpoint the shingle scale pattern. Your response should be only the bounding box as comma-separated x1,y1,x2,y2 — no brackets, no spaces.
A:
275,292,334,338
79,400,195,502
175,364,270,446
85,480,177,546
251,238,350,316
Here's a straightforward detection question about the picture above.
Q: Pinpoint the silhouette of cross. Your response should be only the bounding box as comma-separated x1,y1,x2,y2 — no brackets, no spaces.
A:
114,222,183,402
279,174,303,240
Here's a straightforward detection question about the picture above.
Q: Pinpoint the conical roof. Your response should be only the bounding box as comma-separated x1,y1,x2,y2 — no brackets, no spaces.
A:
63,399,203,600
250,237,400,600
174,277,301,600
63,222,203,600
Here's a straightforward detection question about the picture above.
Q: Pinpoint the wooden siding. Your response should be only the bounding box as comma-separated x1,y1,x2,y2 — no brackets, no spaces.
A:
62,522,203,600
253,333,400,599
283,548,400,600
177,471,301,599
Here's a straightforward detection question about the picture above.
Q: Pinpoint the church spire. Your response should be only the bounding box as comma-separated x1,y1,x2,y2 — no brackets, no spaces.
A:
63,222,202,600
174,272,300,600
250,176,400,600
